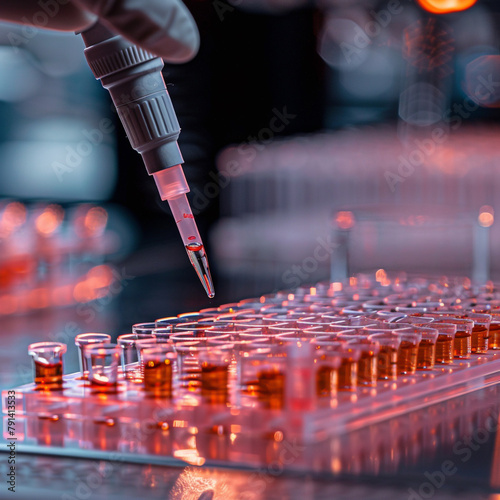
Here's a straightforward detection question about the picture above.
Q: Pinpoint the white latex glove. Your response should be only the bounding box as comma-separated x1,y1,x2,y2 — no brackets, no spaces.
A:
0,0,200,63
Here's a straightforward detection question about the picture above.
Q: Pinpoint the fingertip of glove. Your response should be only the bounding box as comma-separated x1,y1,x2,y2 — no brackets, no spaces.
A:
147,26,200,63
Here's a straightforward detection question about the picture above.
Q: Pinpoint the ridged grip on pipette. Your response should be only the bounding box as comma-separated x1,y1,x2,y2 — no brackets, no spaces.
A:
82,23,184,177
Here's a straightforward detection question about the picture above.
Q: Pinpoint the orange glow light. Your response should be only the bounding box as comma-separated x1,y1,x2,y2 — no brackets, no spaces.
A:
87,265,114,288
73,280,95,303
1,202,26,235
85,207,108,235
479,206,494,228
417,0,477,14
35,205,63,236
335,211,355,230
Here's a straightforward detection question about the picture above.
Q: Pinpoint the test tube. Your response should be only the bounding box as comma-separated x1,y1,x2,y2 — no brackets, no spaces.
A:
431,323,457,364
173,322,216,335
207,324,262,337
155,316,193,328
275,331,330,344
132,322,157,336
314,342,342,398
395,316,435,325
470,307,500,350
175,342,233,404
174,340,204,394
266,324,305,337
375,311,408,322
142,346,176,399
458,313,491,354
425,316,473,359
84,343,120,388
368,332,402,381
316,340,360,391
303,325,356,338
413,327,439,370
75,333,112,379
28,342,67,390
322,315,381,328
198,344,233,405
295,316,334,329
238,345,287,410
336,333,380,386
117,333,153,381
240,318,288,331
314,342,342,400
169,332,231,344
151,327,175,343
364,323,411,333
135,338,158,376
396,331,422,375
490,320,500,349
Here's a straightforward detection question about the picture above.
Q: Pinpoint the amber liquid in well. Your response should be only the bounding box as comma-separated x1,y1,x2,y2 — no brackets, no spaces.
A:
454,330,471,358
417,338,436,370
144,359,173,398
200,362,229,405
489,323,500,350
34,360,63,389
180,358,201,392
377,346,398,380
435,334,454,364
358,351,377,386
338,357,358,390
316,365,337,398
397,341,418,375
471,325,489,353
257,368,285,410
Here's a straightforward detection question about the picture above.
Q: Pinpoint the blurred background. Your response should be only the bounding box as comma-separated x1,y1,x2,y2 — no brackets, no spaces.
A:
1,0,500,386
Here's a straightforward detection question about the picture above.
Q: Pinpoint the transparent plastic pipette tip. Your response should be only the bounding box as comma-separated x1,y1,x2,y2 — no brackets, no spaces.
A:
185,243,215,298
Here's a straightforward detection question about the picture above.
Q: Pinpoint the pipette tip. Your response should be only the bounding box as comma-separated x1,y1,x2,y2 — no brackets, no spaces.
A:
185,243,215,299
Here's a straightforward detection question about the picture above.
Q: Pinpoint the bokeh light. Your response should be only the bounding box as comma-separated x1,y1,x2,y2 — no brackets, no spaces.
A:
417,0,477,14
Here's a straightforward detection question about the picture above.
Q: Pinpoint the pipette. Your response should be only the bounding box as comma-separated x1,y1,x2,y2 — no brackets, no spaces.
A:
80,22,214,298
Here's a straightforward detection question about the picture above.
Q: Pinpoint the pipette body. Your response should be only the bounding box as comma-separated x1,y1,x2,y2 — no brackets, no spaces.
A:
80,22,214,298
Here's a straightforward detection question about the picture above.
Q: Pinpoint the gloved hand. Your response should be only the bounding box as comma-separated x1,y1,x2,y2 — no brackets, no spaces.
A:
0,0,199,62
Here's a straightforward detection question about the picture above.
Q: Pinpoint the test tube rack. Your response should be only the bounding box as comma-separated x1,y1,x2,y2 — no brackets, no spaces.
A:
3,275,500,472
